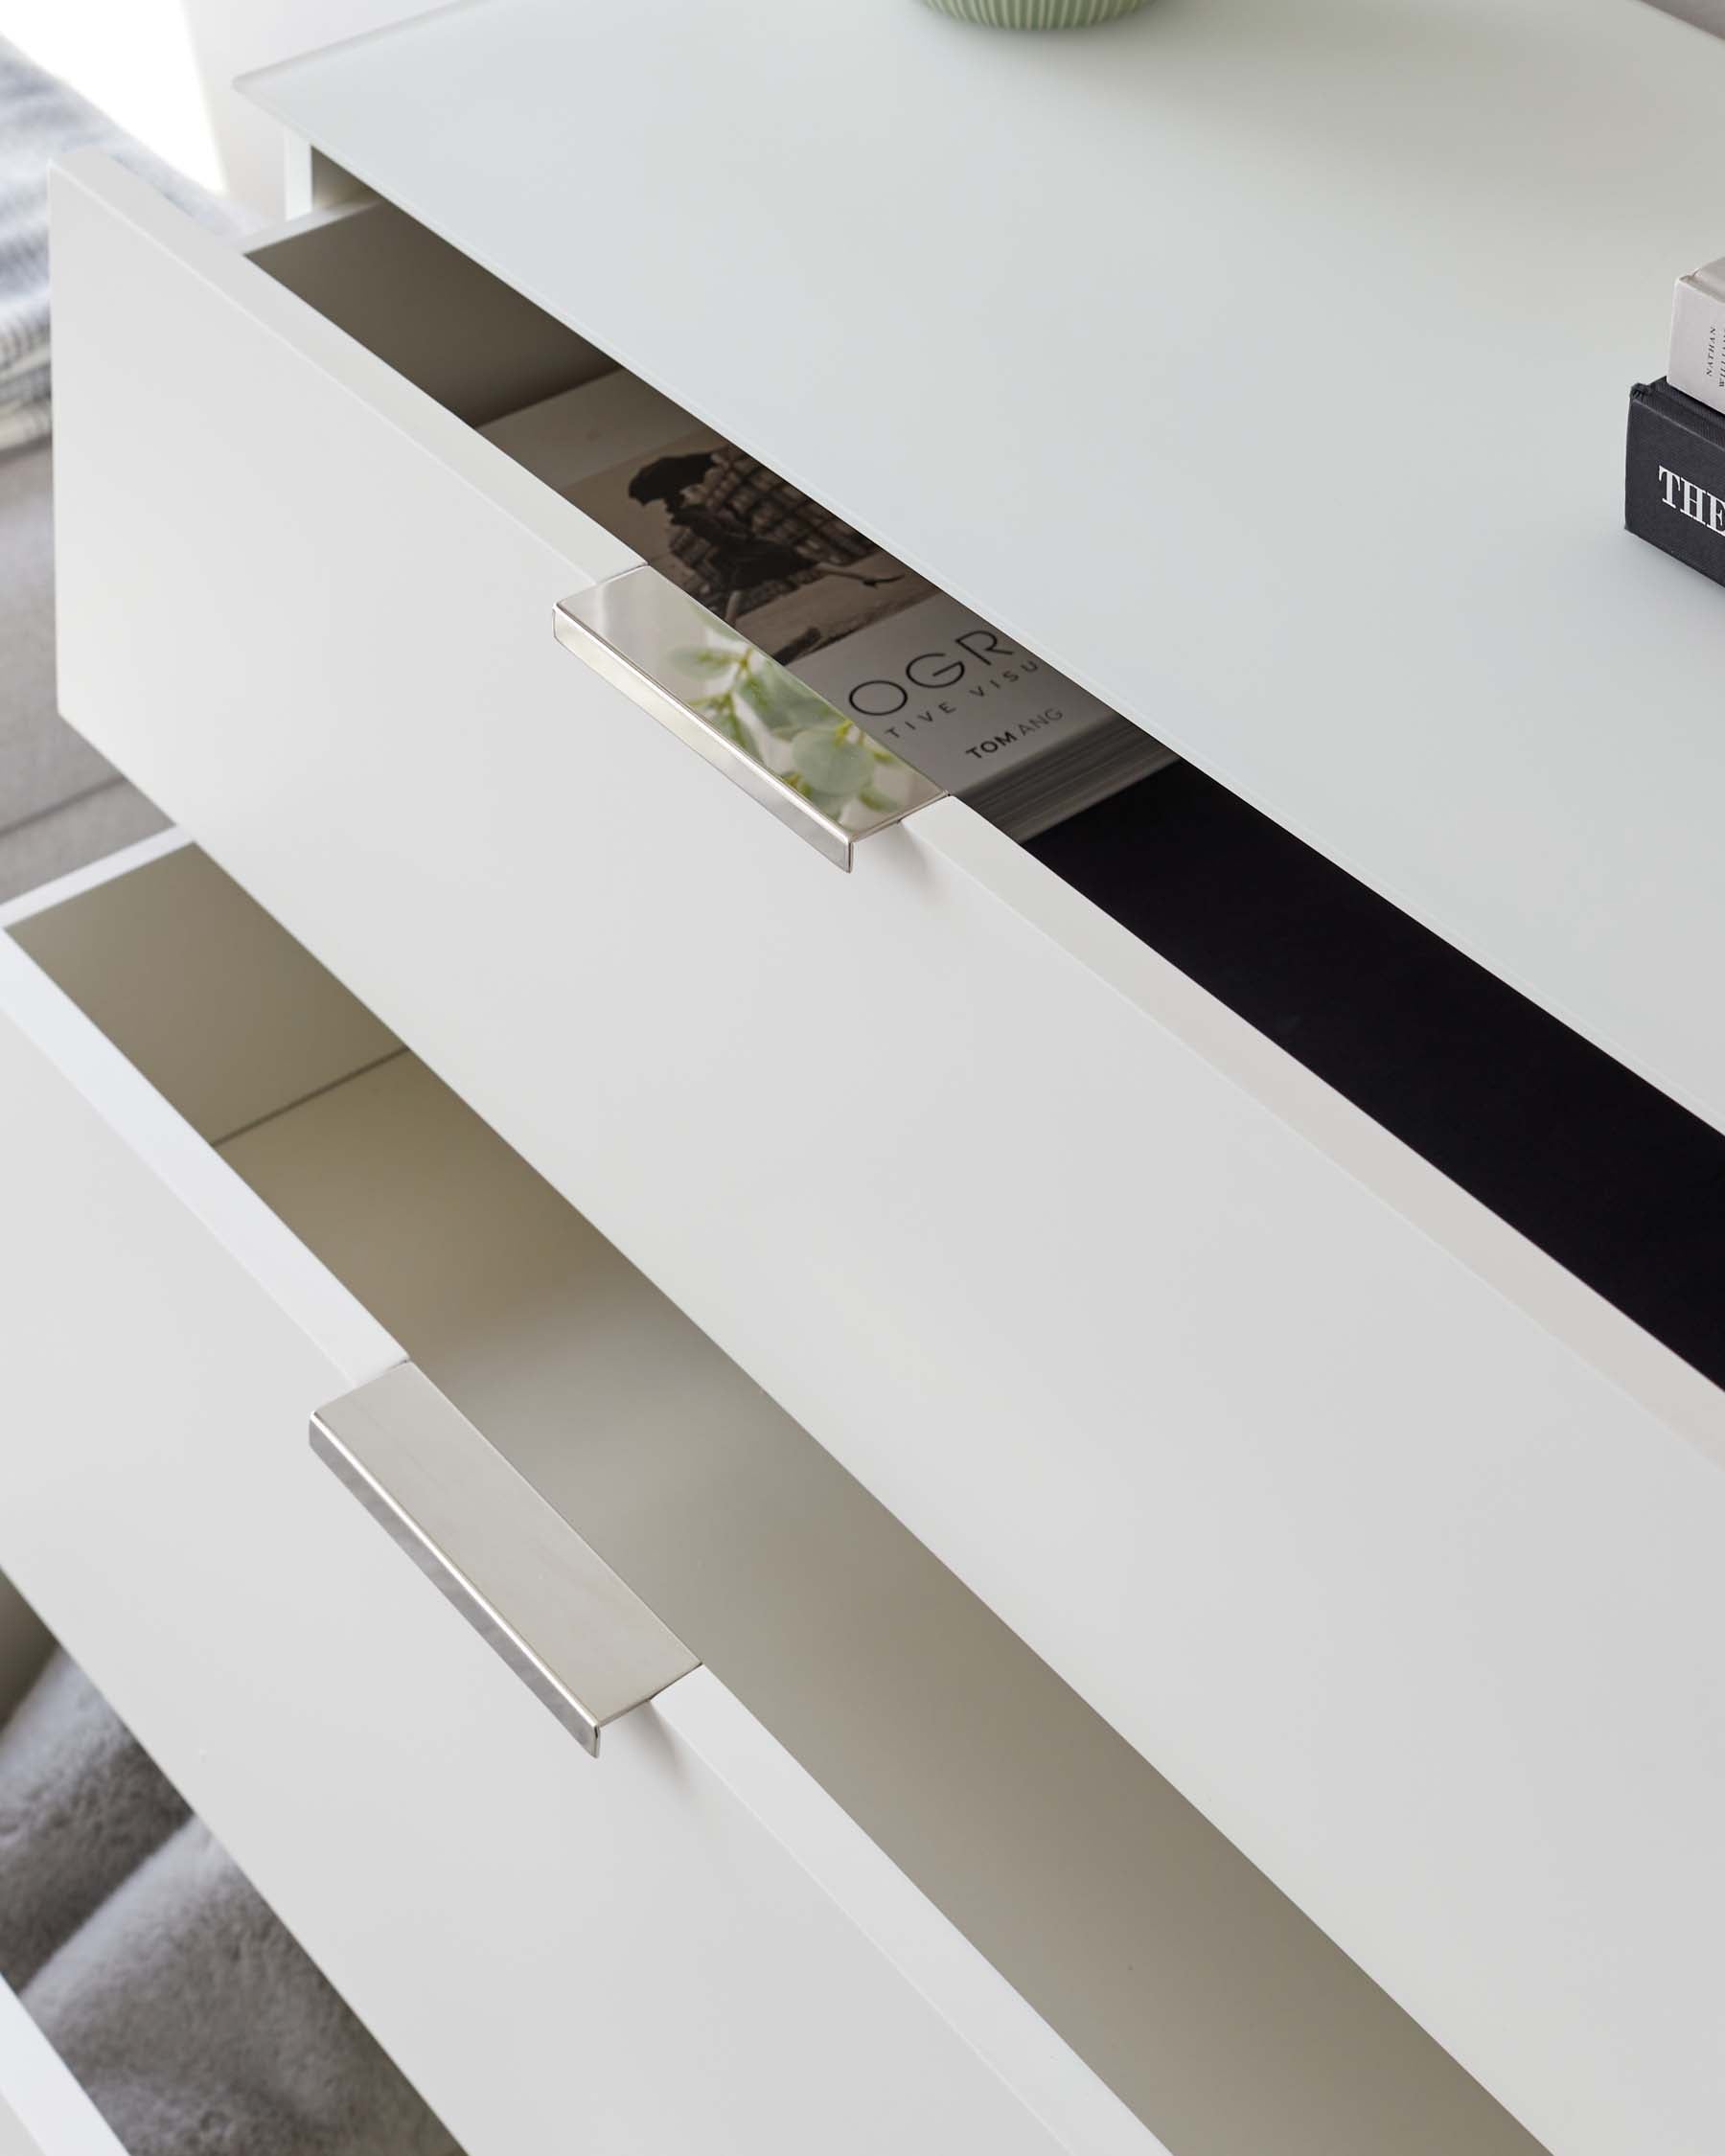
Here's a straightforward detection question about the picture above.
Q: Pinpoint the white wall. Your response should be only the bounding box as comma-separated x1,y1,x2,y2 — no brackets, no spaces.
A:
8,1,432,217
7,0,223,193
172,0,435,216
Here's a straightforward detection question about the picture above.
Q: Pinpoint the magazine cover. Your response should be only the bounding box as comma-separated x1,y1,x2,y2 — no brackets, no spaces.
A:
559,424,1145,807
558,425,937,665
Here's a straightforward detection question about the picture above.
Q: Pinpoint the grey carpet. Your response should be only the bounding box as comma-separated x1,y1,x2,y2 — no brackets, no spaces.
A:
0,437,167,900
0,1656,189,1992
2,1655,459,2156
0,782,171,906
0,441,117,825
25,1816,458,2156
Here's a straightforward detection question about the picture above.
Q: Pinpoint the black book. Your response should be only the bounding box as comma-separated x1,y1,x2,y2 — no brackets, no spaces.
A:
1625,378,1725,588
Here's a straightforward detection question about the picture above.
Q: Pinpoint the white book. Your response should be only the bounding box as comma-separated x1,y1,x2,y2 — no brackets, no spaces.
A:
481,369,700,493
1668,257,1725,417
485,377,1173,838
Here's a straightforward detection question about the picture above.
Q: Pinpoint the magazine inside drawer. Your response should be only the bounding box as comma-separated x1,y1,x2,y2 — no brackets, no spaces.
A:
246,195,1173,849
9,845,1543,2156
247,190,1725,1406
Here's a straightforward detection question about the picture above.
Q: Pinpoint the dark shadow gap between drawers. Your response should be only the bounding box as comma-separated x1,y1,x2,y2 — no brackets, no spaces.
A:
1030,767,1725,1389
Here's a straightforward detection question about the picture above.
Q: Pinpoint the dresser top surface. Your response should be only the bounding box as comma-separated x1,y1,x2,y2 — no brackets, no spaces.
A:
251,0,1725,1131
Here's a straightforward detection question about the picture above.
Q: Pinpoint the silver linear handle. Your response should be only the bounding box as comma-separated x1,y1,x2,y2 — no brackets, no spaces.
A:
310,1364,699,1757
554,567,944,870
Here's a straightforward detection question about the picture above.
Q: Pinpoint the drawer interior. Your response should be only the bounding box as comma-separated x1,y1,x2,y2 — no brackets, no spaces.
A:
248,194,1725,1396
10,847,1545,2156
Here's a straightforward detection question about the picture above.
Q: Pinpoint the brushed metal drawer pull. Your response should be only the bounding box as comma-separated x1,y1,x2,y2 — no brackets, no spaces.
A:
554,567,944,870
310,1364,699,1756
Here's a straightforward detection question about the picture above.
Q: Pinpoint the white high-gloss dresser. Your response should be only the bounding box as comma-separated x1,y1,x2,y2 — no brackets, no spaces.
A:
5,1,1725,2151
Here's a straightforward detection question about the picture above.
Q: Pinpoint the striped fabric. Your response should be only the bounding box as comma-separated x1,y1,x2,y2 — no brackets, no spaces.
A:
0,38,245,455
919,0,1151,24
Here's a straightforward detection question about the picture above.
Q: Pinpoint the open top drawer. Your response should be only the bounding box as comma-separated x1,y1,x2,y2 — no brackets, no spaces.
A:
47,154,1725,2156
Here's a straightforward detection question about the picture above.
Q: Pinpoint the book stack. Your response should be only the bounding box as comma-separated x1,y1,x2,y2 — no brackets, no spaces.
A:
1668,258,1725,418
1625,256,1725,588
485,377,1173,840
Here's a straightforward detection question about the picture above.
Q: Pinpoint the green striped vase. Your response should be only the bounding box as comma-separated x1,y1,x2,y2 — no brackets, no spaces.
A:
919,0,1151,24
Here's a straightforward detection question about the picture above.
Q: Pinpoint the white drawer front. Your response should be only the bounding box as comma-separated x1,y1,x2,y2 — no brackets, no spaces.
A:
0,874,1140,2156
49,155,1725,2156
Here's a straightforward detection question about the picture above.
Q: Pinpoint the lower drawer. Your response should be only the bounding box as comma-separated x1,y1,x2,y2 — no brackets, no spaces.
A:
0,839,1537,2156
